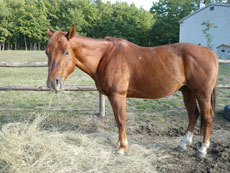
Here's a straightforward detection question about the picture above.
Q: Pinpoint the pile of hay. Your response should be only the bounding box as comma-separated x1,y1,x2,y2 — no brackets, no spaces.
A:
0,116,157,173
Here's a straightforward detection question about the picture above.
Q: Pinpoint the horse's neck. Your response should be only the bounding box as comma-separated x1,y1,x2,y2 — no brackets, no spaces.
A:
71,37,108,79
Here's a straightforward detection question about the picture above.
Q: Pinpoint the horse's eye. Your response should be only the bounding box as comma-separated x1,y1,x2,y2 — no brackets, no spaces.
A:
64,51,69,56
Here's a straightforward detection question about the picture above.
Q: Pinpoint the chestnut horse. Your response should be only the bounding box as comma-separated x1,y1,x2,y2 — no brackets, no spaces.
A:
46,25,218,159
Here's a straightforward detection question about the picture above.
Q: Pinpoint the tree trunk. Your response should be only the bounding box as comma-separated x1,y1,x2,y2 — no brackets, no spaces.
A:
34,43,37,50
38,42,41,50
24,35,27,51
15,39,17,50
6,41,9,50
3,42,5,50
29,42,32,50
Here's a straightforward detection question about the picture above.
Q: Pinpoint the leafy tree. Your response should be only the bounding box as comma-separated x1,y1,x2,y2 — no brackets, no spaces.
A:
68,0,93,36
0,0,153,49
97,2,154,46
149,0,197,46
0,1,10,49
201,20,217,49
89,0,114,38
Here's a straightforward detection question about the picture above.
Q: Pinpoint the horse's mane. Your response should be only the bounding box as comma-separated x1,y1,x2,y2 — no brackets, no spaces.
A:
105,37,129,47
105,37,123,42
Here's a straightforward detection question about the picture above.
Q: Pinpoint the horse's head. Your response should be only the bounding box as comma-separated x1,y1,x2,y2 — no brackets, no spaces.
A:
46,25,76,91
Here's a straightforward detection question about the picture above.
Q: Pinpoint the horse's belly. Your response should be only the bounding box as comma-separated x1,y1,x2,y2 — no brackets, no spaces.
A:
127,78,183,99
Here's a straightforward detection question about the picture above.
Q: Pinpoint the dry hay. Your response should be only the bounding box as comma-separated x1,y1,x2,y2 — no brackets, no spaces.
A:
0,115,158,173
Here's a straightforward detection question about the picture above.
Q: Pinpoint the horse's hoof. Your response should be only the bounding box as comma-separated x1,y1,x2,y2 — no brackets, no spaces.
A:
117,148,125,155
175,145,186,152
196,151,206,159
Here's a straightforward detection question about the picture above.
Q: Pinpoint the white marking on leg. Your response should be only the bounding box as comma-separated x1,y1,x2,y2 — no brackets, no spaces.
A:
198,142,210,154
178,131,193,150
117,138,128,154
118,148,125,155
185,131,193,145
123,138,128,146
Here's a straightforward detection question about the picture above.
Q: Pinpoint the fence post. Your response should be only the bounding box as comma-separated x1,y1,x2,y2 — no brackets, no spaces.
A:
99,93,105,117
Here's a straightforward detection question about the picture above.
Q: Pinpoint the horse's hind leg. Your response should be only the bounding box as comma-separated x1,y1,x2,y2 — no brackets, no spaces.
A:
196,93,214,159
177,86,199,152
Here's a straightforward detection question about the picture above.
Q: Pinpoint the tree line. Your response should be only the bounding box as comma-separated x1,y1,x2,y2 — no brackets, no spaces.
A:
0,0,229,50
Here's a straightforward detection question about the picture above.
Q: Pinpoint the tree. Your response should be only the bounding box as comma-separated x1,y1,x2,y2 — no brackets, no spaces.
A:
93,1,154,46
0,0,11,50
67,0,92,36
0,0,155,49
201,20,217,49
149,0,198,46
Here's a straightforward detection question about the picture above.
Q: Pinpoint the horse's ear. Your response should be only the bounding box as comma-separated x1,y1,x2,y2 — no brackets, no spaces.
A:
66,24,76,40
47,28,53,38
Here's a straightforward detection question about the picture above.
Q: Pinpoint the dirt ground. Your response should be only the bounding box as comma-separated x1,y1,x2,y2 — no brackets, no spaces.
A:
63,110,230,173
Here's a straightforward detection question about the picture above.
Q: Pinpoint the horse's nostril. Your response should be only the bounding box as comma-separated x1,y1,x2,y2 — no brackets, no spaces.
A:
51,77,64,91
55,78,59,85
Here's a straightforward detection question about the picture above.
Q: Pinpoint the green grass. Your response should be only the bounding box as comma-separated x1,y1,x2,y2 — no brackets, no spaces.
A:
218,64,230,84
0,50,47,62
0,51,94,86
0,67,94,86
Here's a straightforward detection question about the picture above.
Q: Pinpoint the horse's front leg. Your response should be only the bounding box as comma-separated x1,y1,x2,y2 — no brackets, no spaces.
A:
108,93,127,154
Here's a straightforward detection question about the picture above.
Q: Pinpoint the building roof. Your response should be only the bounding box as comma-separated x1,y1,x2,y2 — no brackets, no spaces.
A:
217,44,230,48
179,3,230,24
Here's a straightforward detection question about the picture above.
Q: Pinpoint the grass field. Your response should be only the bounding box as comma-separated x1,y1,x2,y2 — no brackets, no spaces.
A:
0,51,230,173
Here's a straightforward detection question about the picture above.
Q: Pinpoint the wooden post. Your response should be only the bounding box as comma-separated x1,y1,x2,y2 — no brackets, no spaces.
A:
99,93,105,117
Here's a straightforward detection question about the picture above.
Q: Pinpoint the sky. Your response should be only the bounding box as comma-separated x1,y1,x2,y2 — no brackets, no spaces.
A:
102,0,159,11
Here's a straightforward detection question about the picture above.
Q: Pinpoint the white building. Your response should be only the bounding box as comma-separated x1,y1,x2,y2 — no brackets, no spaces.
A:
217,44,230,59
179,3,230,56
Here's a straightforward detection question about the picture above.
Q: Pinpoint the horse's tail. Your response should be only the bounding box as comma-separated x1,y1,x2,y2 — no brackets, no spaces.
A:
211,51,219,112
211,82,217,112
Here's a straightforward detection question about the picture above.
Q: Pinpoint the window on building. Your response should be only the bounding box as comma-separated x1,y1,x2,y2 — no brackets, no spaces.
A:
221,50,225,52
210,6,214,11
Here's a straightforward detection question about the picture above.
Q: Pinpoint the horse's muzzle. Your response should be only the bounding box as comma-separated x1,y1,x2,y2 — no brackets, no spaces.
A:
47,77,64,92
